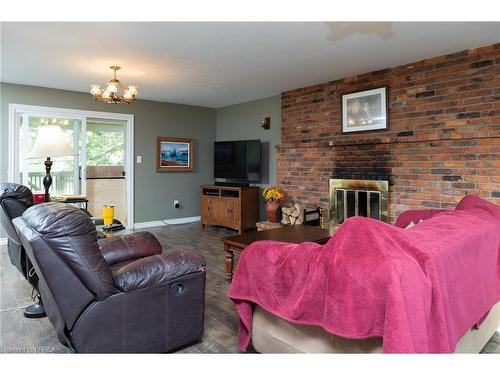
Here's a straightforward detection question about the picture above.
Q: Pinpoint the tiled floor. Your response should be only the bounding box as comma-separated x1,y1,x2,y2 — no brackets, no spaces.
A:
0,223,499,354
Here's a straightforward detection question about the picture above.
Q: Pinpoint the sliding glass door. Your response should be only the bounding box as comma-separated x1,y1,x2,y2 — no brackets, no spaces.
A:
10,104,133,228
18,114,84,197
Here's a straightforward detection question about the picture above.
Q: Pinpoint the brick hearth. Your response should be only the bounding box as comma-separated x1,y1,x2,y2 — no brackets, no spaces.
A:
277,43,500,224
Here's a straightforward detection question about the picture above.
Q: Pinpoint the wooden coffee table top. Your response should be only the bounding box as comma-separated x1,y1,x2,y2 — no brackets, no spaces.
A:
222,224,332,252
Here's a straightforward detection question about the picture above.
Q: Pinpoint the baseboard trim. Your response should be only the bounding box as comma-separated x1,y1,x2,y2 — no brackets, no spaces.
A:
133,220,166,229
133,216,201,229
163,216,201,225
0,238,7,246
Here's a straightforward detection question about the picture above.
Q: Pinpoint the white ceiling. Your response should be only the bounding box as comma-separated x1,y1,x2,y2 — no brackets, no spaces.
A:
1,22,499,108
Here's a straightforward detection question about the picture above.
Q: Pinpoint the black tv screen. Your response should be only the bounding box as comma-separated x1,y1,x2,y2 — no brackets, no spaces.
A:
214,140,261,182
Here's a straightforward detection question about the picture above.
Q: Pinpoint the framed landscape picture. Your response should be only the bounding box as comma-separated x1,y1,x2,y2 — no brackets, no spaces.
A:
157,137,193,172
341,86,388,133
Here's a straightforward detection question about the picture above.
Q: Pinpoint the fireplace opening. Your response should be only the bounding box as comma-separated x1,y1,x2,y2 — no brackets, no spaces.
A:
330,178,389,229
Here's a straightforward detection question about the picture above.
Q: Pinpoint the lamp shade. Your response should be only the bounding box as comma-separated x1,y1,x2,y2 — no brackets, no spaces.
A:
29,125,75,159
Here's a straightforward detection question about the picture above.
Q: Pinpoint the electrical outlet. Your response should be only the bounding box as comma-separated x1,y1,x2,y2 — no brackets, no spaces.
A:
136,155,142,164
174,200,180,208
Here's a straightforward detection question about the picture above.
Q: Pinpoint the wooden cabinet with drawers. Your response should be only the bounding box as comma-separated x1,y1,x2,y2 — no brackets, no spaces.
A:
200,184,259,233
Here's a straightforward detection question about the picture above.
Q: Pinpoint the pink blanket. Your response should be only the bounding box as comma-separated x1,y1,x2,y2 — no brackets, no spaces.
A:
228,195,500,353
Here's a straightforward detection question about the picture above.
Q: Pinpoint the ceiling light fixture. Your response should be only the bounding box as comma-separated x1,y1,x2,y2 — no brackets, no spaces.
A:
90,66,138,104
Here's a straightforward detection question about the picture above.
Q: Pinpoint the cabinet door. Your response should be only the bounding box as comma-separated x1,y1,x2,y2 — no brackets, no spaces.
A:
210,198,229,226
211,198,239,229
226,199,240,228
201,196,212,223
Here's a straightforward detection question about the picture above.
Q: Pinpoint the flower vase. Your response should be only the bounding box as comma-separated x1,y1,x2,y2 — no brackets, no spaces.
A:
265,201,281,223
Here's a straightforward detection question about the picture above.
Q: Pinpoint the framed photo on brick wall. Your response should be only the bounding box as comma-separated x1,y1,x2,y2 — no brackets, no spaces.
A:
341,86,388,133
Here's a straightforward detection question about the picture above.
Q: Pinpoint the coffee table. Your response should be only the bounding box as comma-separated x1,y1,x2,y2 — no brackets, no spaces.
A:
222,225,332,281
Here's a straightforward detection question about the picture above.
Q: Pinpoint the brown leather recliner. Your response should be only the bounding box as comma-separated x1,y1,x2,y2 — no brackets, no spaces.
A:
0,183,37,284
0,183,46,318
13,202,206,353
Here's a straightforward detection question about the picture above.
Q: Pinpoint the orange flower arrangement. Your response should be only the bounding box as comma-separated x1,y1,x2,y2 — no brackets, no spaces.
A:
262,186,285,202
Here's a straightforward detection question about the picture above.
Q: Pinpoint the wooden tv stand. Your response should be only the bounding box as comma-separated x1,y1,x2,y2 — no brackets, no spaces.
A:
200,184,259,234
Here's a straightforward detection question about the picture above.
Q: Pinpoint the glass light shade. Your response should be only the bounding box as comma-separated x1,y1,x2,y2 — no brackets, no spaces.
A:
29,125,75,158
102,91,111,99
123,91,132,100
90,84,102,95
106,81,118,93
127,85,138,96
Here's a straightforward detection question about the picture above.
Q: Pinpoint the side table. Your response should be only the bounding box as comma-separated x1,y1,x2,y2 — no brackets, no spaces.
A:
51,197,89,211
222,225,332,281
95,223,126,238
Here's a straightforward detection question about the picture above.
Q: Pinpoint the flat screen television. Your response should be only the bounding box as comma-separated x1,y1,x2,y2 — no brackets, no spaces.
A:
214,140,261,183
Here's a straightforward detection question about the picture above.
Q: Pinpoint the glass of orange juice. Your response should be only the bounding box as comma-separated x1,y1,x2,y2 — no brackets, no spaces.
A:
102,205,114,226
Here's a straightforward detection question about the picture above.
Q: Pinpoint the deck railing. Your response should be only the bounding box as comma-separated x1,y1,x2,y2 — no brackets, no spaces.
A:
27,172,75,195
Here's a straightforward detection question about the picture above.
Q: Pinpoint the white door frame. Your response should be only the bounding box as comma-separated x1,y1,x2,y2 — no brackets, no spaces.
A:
8,103,135,229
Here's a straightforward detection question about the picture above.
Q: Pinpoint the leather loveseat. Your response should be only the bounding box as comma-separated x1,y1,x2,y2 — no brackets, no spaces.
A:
13,202,206,353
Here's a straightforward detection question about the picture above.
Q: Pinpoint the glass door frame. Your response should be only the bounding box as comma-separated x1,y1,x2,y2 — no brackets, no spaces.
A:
8,104,134,229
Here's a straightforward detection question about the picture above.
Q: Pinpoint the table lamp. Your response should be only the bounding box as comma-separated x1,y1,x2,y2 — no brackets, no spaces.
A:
29,124,75,202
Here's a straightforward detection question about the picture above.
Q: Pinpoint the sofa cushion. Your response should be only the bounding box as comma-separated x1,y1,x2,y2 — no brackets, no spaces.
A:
395,209,445,228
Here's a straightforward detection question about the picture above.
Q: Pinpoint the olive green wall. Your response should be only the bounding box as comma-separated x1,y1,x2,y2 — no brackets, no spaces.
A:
216,95,281,219
0,83,217,225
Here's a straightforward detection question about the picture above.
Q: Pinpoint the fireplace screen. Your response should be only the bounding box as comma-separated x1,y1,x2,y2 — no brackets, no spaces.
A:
330,179,389,229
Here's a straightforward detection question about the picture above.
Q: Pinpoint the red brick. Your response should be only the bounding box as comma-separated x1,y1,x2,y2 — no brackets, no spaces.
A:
278,43,500,224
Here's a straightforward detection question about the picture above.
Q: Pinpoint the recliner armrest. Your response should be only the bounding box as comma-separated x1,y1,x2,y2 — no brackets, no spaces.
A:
98,231,162,265
112,251,206,292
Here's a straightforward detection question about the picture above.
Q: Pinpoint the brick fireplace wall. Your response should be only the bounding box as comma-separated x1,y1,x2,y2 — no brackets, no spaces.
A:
277,43,500,224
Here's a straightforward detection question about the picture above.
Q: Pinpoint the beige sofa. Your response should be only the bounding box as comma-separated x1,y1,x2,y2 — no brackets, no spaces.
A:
251,302,500,353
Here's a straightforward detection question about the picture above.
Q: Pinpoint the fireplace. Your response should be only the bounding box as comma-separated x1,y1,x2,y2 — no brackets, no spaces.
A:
329,178,389,230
